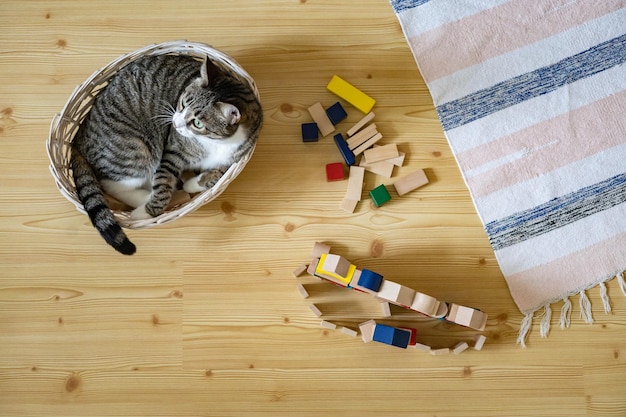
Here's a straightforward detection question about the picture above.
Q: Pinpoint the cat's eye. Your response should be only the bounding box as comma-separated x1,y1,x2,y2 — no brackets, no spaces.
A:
193,119,204,129
181,97,190,108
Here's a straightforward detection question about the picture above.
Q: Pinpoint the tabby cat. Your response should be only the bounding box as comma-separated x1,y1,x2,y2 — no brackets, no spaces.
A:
70,54,262,255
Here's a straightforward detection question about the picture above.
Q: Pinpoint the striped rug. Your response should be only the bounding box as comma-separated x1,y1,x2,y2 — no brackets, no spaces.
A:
389,0,626,346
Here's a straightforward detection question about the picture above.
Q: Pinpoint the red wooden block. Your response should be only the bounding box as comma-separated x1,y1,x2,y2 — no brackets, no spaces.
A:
326,162,345,181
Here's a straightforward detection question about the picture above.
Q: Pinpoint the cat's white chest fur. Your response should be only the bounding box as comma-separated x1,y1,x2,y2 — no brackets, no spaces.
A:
192,125,248,170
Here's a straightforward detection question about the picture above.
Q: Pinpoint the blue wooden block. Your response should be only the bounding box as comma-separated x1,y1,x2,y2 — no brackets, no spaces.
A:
333,133,356,166
301,122,319,142
358,269,383,292
373,324,410,349
326,102,348,125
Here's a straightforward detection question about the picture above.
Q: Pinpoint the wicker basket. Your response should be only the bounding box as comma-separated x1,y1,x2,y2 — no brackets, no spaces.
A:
46,40,259,229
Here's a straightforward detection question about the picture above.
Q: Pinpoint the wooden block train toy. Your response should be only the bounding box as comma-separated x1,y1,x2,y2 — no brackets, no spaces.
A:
294,242,488,354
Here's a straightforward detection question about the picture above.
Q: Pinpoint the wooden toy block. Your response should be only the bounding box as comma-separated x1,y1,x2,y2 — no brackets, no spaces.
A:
296,283,309,299
452,341,469,355
307,258,320,276
340,326,358,337
293,263,308,278
327,75,376,114
333,133,356,166
352,132,383,156
393,169,429,196
325,101,348,125
432,302,449,318
399,327,417,346
301,122,319,142
414,343,431,352
372,324,411,349
376,280,415,307
325,162,345,182
380,301,391,317
410,292,440,316
446,304,487,331
340,197,359,213
345,165,365,201
358,320,376,343
369,184,391,207
307,102,335,137
309,304,322,317
363,144,399,164
315,253,356,286
430,348,450,356
355,269,383,293
312,242,331,259
320,320,337,330
473,335,487,351
321,253,351,277
347,268,361,288
385,152,406,167
359,158,395,178
347,123,378,149
347,111,375,137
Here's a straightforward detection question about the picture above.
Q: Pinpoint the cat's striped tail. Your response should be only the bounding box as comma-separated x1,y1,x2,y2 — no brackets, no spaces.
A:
70,153,136,255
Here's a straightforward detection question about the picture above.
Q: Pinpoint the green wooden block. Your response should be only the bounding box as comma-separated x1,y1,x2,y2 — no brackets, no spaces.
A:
369,184,391,207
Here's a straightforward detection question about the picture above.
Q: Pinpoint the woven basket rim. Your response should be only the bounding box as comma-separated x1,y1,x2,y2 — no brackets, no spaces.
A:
46,40,259,229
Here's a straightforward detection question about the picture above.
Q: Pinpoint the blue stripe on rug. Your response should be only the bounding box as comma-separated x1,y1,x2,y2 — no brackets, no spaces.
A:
436,33,626,131
389,0,431,13
486,172,626,250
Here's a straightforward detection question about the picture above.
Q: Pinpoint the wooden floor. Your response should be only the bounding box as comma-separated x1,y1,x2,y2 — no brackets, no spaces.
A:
1,1,624,415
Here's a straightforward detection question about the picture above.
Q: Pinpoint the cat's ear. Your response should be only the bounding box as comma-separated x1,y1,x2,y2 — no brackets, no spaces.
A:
199,56,221,88
219,103,241,126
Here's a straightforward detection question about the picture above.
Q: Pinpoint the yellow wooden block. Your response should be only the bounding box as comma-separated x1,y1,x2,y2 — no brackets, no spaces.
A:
327,75,376,114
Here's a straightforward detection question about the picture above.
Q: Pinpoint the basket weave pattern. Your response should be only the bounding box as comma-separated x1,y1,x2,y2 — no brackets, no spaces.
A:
46,40,259,229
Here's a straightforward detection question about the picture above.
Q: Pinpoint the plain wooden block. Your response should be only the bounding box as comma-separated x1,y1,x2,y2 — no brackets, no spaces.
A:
340,327,358,337
309,304,322,317
433,302,449,318
307,102,335,137
452,342,469,355
312,242,331,259
296,283,309,298
363,144,399,164
410,292,440,317
359,158,395,178
473,335,487,351
393,169,429,196
320,320,337,330
380,301,391,317
446,304,487,331
307,258,320,276
414,343,431,352
345,165,365,201
321,254,351,277
352,132,383,156
347,111,375,137
340,197,359,213
293,263,308,277
347,123,378,149
358,320,376,343
430,348,450,356
376,280,416,307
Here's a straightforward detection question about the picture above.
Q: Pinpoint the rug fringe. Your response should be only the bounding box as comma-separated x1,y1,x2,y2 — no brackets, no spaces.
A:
516,313,533,348
579,289,594,324
539,305,552,338
517,271,626,346
559,297,572,329
599,282,612,314
618,271,626,297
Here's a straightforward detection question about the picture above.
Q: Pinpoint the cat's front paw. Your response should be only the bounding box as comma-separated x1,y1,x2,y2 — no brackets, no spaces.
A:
183,175,208,194
130,205,153,221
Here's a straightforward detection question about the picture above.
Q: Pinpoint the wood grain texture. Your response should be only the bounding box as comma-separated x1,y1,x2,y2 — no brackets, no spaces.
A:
0,0,624,416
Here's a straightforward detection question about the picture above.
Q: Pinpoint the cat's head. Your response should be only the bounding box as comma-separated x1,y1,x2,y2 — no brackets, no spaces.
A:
172,57,244,140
